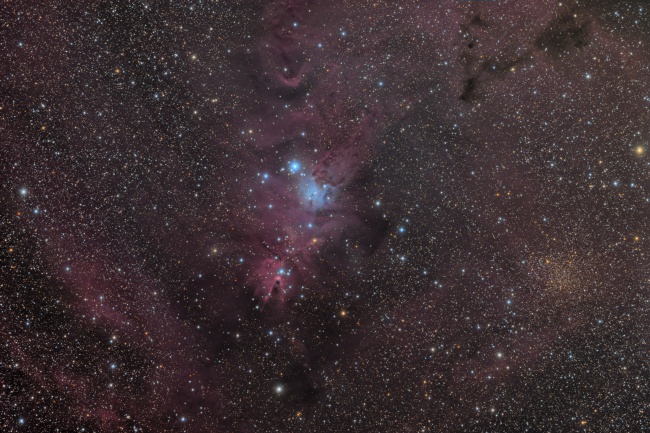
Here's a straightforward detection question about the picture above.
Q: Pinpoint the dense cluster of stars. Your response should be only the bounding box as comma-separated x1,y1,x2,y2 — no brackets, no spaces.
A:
2,0,650,432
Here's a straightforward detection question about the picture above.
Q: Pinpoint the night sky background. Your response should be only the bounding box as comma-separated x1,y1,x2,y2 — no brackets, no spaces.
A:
2,1,650,432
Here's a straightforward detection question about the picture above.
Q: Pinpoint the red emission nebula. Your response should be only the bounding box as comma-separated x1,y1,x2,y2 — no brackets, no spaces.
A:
2,1,650,432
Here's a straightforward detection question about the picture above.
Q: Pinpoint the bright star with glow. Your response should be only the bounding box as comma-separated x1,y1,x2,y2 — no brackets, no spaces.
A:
289,161,301,173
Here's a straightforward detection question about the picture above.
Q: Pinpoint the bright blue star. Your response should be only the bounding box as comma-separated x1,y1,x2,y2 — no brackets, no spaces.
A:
289,161,301,173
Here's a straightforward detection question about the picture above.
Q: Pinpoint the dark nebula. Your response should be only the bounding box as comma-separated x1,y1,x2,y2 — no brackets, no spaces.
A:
2,0,650,432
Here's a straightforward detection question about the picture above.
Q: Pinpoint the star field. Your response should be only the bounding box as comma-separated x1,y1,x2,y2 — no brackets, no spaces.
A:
2,1,650,432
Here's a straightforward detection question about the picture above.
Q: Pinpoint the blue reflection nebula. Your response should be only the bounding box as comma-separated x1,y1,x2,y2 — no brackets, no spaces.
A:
299,177,335,210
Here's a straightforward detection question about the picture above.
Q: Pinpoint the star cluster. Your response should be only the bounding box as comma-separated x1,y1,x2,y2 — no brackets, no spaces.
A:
2,1,650,432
